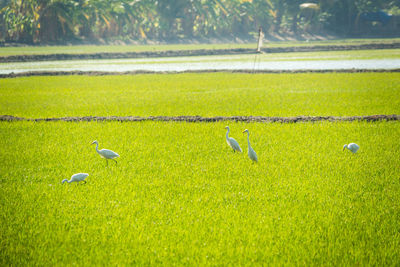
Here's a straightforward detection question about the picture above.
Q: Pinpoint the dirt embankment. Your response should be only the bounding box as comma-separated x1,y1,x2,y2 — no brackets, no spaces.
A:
1,43,400,63
1,115,399,123
1,68,399,78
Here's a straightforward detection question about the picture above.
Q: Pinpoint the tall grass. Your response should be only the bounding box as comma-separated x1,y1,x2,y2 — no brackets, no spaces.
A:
1,121,399,265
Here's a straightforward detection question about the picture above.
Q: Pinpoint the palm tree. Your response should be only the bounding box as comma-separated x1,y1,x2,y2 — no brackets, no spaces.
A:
37,0,76,43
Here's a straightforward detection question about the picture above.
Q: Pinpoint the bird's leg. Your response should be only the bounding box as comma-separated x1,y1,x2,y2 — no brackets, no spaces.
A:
112,159,118,165
106,159,108,166
82,180,87,184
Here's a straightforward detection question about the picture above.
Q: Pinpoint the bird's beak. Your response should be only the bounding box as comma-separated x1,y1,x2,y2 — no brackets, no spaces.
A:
242,130,246,133
342,147,345,151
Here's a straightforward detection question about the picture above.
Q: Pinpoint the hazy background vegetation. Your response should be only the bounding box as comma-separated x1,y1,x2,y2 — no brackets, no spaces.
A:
0,0,399,45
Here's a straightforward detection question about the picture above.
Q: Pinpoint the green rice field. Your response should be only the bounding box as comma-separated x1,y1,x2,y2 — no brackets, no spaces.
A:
1,73,399,118
1,71,400,265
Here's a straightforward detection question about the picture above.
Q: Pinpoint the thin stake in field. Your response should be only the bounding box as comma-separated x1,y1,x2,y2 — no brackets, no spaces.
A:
253,27,264,73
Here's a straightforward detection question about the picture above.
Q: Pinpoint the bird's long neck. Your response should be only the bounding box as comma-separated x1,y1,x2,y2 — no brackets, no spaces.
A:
62,179,70,184
246,132,251,148
226,128,230,140
95,143,100,153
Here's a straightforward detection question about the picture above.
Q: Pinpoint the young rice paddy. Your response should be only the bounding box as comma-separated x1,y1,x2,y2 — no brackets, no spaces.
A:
1,71,400,265
1,73,399,118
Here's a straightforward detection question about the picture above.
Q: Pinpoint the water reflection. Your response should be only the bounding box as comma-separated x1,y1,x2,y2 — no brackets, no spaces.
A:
1,56,399,74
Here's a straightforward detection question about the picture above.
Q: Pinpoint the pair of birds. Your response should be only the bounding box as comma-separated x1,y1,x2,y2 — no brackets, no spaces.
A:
225,126,258,162
62,140,120,184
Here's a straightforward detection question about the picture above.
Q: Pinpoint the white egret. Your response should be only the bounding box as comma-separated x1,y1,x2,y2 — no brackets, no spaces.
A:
225,126,242,153
62,173,89,184
243,129,258,162
343,143,360,153
91,140,120,165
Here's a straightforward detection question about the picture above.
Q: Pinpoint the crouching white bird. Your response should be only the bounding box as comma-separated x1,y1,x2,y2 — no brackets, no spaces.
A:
225,126,242,153
343,143,360,153
91,140,120,165
243,129,258,162
62,173,89,184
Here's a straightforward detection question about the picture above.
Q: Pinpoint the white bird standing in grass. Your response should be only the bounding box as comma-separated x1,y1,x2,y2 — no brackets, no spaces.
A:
243,129,258,162
91,140,120,165
343,143,360,153
225,126,242,153
62,173,89,184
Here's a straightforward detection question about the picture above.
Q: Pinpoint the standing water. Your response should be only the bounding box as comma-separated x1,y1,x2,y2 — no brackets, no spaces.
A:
1,55,399,74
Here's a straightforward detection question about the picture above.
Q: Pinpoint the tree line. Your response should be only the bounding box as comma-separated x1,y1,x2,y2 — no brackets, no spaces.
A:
0,0,398,44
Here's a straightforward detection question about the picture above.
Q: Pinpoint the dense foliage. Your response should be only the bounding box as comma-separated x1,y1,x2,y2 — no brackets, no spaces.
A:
0,0,398,44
